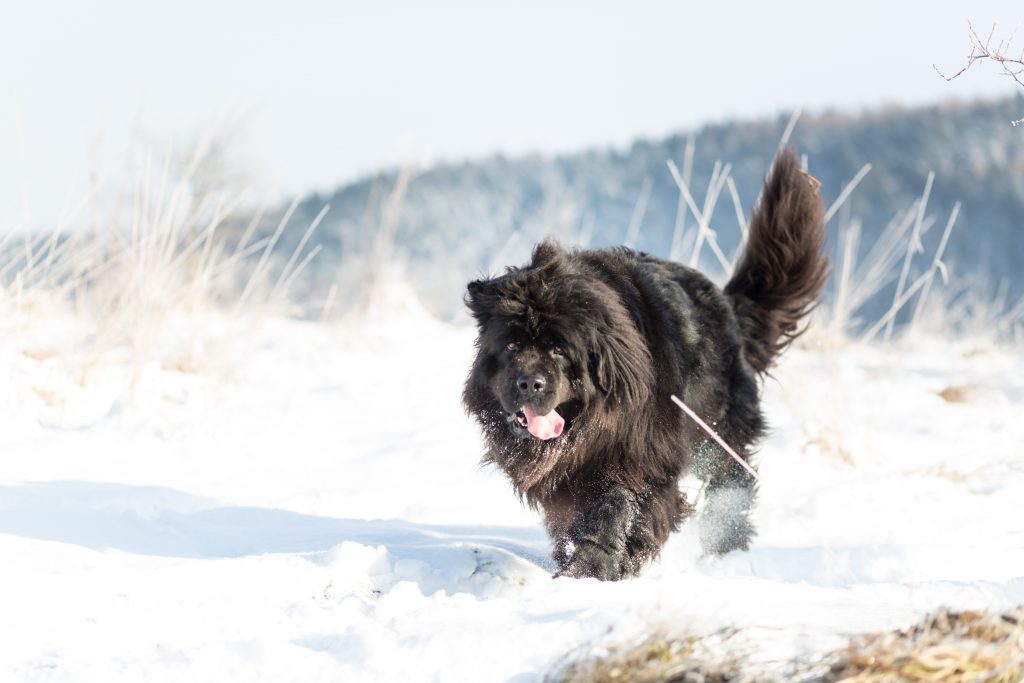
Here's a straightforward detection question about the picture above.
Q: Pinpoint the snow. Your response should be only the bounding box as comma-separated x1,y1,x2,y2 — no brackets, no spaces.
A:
2,298,1023,681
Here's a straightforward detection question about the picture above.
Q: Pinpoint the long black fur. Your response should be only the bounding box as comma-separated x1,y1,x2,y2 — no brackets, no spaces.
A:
463,148,828,580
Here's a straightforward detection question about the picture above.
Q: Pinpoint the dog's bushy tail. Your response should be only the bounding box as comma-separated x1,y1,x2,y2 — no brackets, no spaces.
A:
725,148,829,374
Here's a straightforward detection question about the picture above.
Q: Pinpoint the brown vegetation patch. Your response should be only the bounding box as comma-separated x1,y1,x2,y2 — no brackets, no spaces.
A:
804,428,855,466
161,352,205,374
821,606,1024,682
937,385,978,404
31,385,60,407
21,347,60,362
546,631,748,683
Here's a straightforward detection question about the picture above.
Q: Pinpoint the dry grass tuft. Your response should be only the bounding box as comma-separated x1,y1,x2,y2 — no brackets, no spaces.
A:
937,385,978,404
547,631,748,683
551,609,1024,683
821,606,1024,682
161,351,206,375
21,347,60,362
31,385,60,407
804,428,855,466
1,138,324,395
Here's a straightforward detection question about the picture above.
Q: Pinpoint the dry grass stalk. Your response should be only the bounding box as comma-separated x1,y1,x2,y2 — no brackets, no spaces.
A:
667,158,733,276
669,134,697,262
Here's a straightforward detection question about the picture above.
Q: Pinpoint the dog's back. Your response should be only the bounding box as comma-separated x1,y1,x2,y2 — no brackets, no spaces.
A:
725,148,829,374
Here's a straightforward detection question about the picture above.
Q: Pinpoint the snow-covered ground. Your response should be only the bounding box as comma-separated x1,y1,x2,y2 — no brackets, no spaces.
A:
2,295,1023,681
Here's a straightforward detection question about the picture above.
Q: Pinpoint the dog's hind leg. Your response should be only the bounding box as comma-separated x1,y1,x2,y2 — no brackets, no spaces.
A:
693,363,764,556
697,448,758,556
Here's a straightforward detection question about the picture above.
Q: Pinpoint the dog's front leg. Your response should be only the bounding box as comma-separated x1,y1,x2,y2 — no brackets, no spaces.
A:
556,484,638,581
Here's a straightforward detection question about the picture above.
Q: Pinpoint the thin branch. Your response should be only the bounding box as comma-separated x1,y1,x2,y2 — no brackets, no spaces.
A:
670,395,760,482
935,22,1024,125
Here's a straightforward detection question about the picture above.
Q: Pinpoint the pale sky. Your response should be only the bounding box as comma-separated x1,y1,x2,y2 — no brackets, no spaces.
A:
1,0,1021,231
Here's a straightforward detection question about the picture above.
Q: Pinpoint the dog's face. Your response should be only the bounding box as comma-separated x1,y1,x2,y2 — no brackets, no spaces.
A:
464,242,653,447
472,323,585,441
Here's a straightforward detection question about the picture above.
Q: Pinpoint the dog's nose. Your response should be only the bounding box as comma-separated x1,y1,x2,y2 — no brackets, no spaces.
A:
517,373,546,393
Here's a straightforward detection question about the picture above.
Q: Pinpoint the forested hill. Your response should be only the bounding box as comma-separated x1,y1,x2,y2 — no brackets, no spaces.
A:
269,95,1024,320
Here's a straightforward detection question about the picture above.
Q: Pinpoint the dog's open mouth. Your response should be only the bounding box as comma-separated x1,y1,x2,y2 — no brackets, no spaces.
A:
510,401,581,441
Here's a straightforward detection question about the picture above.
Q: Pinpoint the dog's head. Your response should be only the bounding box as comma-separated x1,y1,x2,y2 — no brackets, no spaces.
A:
463,241,653,447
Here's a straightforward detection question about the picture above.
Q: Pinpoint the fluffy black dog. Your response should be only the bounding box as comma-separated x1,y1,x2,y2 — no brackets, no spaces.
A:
463,148,828,580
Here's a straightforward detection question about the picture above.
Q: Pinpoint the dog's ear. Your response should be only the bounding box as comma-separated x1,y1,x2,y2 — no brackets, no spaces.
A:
531,240,565,269
590,336,652,407
588,301,653,408
467,279,494,299
465,279,498,326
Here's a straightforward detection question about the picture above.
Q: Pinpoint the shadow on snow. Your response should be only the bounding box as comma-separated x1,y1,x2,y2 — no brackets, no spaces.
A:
0,480,551,568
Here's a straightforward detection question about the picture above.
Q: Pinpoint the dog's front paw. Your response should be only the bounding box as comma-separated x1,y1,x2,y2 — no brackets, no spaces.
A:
555,541,625,581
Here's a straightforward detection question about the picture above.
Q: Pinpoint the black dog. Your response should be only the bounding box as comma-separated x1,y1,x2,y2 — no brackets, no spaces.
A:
463,149,828,580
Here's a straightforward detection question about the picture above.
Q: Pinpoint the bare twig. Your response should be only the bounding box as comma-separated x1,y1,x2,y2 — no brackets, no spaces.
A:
935,22,1024,125
935,21,1024,87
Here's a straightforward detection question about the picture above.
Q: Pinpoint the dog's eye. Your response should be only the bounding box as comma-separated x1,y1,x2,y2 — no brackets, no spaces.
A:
552,346,565,356
505,342,519,353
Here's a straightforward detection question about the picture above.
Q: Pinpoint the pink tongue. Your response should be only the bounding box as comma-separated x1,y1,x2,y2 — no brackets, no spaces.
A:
522,405,565,440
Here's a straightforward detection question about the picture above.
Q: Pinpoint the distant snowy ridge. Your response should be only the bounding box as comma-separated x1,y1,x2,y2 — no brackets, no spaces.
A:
242,95,1024,322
